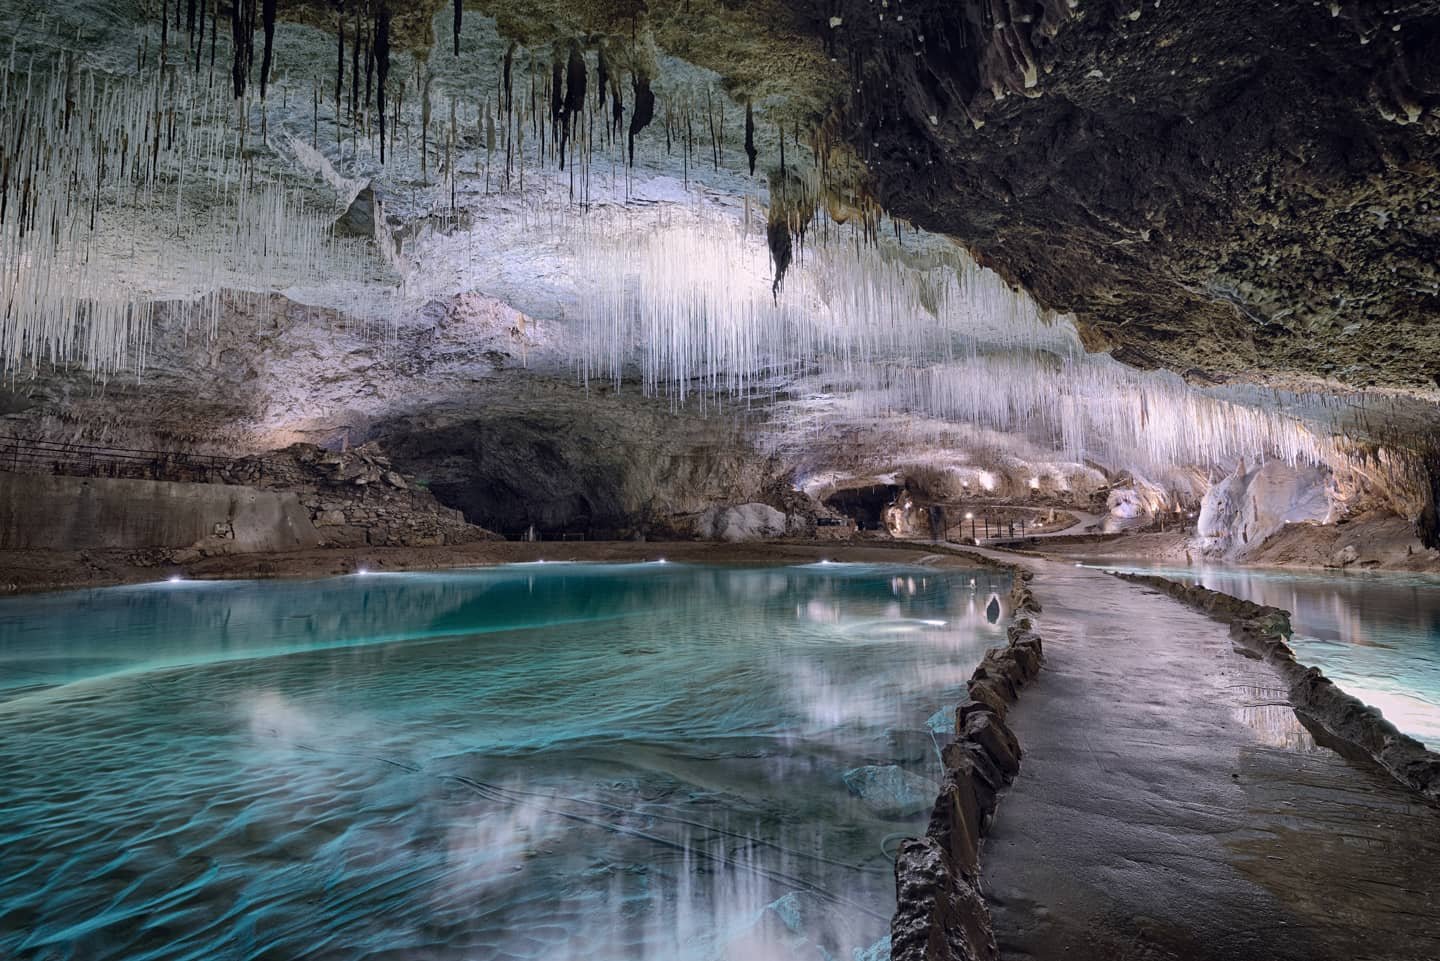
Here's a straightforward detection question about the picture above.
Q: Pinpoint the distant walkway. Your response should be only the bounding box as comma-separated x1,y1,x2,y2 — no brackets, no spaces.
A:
973,549,1440,961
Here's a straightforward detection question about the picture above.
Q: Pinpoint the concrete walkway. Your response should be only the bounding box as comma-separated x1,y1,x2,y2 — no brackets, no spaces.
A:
977,551,1440,961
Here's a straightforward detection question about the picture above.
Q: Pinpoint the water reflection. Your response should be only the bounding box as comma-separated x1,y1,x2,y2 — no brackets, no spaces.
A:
1091,562,1440,747
0,562,1008,960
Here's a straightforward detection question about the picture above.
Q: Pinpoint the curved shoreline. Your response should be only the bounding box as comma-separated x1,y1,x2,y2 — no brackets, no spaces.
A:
0,539,999,597
1114,572,1440,803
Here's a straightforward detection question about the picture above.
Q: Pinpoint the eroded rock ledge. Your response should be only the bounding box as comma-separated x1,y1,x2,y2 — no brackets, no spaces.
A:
1118,573,1440,802
891,574,1044,961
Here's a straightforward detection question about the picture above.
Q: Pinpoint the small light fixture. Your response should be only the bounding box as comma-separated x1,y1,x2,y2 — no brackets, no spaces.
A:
356,567,370,576
167,574,183,583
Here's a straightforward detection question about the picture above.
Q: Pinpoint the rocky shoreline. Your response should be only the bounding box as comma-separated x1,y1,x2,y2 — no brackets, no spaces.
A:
1117,573,1440,803
891,572,1046,961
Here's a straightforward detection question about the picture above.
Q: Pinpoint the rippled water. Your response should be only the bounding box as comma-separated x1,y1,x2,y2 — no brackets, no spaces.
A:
0,562,1010,961
1088,562,1440,747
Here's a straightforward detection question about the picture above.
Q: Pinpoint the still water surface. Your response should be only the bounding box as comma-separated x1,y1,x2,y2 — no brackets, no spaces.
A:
1087,562,1440,747
0,562,1009,961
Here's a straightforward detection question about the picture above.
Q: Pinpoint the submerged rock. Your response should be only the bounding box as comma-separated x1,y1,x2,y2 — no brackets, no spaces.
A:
842,765,937,818
853,936,891,961
926,708,953,734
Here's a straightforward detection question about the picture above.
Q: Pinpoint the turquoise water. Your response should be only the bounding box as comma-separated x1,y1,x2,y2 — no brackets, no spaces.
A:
1088,562,1440,748
0,562,1010,961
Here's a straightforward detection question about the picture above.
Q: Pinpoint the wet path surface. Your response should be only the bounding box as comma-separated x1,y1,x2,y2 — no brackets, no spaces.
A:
976,552,1440,961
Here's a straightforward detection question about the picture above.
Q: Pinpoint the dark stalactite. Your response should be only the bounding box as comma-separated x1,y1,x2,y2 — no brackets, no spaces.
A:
245,0,257,70
596,46,609,111
229,0,246,98
563,43,586,131
350,2,361,118
502,43,515,115
549,58,564,133
1419,453,1440,550
744,100,757,176
453,0,462,56
365,18,375,111
193,0,205,72
336,5,345,114
260,0,276,100
628,74,654,166
767,218,792,299
611,75,624,138
187,0,197,36
376,4,391,162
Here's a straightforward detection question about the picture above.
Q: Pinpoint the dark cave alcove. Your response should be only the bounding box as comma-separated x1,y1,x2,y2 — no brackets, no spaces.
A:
823,484,902,531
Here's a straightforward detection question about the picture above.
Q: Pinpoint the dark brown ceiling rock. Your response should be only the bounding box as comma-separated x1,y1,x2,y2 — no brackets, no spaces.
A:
801,0,1440,390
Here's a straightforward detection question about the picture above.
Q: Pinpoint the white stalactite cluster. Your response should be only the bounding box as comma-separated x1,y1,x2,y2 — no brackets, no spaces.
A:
0,42,376,371
559,200,1339,471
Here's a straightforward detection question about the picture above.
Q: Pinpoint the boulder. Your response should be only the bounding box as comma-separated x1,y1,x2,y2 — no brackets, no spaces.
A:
695,503,788,542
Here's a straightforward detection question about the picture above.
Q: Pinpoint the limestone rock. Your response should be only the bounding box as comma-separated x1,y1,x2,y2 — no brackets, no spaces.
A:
695,503,788,542
891,836,998,961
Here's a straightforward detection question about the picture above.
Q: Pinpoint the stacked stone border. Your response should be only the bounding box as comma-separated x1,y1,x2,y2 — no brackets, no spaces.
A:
1117,573,1440,804
891,570,1045,961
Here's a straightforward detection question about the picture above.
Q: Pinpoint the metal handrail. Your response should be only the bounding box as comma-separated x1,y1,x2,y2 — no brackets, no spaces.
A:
0,434,289,486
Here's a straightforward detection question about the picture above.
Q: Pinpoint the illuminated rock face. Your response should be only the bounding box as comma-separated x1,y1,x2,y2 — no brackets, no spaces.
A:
1198,462,1337,560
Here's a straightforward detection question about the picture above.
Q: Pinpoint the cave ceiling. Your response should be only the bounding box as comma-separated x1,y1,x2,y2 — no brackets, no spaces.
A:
1,0,1438,479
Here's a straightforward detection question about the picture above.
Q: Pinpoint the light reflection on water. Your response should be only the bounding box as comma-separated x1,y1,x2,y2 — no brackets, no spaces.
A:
0,562,1008,960
1089,562,1440,747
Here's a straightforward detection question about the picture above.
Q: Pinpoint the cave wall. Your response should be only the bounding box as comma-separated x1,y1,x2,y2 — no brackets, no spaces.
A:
371,394,783,536
0,473,321,552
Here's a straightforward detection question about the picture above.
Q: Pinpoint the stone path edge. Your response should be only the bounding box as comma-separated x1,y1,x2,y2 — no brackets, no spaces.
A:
890,570,1045,961
1116,572,1440,804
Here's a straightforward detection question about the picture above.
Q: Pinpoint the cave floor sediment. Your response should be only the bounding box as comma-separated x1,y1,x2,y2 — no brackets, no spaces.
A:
973,550,1440,961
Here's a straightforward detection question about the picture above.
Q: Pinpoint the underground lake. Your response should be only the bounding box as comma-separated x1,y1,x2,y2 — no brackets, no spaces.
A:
0,561,1011,961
